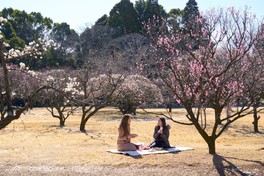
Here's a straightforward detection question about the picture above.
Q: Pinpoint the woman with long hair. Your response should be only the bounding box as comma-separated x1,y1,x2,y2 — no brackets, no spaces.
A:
117,114,138,151
149,117,171,148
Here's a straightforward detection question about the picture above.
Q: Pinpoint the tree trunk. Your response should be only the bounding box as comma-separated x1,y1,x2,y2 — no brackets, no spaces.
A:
80,119,86,132
60,119,65,127
215,108,222,125
167,103,172,113
119,105,136,115
206,137,216,155
58,109,65,127
0,42,13,116
79,106,100,132
253,105,259,133
0,115,17,130
195,127,217,154
118,107,126,115
79,105,89,132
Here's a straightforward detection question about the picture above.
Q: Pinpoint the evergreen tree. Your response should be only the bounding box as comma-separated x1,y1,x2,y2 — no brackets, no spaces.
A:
107,0,141,37
0,21,25,49
1,8,53,44
182,0,200,29
1,8,79,69
95,14,108,26
135,0,166,25
181,0,208,50
167,8,184,32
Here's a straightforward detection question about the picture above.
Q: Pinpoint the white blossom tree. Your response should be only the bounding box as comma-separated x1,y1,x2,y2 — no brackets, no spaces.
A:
0,17,54,129
116,74,163,114
38,69,78,127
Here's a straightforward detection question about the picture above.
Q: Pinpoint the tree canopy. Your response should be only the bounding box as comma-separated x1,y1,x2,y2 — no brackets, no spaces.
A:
107,0,141,36
145,7,264,154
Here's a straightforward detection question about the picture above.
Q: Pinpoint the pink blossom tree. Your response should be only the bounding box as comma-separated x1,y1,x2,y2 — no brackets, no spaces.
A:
251,23,264,132
145,7,264,154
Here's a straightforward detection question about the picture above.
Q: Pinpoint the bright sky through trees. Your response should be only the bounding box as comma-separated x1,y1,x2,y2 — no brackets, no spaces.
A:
0,0,263,32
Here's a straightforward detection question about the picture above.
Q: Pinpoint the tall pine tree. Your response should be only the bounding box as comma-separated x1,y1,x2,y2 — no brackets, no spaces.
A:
107,0,141,37
135,0,166,25
181,0,208,50
182,0,200,29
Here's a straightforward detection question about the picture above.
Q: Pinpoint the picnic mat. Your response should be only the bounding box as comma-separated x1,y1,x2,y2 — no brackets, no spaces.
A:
107,146,193,157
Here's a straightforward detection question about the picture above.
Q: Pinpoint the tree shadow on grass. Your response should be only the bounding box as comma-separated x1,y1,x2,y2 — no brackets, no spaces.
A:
212,154,258,176
225,156,264,167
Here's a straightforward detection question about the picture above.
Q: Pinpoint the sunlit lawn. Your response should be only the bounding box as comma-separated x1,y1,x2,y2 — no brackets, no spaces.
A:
0,107,263,175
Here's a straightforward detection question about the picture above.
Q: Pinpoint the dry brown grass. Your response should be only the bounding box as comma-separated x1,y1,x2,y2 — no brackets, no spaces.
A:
0,107,263,176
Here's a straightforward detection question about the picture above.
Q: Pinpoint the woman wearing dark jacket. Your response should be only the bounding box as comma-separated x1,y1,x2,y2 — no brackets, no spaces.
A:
149,118,171,148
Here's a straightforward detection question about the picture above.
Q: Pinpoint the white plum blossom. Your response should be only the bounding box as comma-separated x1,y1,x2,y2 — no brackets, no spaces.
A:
47,75,55,82
3,42,9,47
19,62,26,70
27,70,37,77
65,82,79,93
29,41,36,46
79,91,84,96
69,77,77,82
122,74,163,104
0,17,8,23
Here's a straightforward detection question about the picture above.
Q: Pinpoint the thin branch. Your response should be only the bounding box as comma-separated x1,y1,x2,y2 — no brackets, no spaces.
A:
141,108,193,125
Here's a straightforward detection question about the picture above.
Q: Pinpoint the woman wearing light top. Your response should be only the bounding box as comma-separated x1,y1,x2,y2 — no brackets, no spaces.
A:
117,114,139,151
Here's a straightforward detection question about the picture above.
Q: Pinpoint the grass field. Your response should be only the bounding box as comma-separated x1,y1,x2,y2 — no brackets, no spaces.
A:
0,107,263,176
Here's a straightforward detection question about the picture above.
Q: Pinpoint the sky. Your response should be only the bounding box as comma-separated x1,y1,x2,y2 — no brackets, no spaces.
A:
0,0,263,33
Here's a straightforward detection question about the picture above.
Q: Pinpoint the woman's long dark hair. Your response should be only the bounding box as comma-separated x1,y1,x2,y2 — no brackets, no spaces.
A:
119,114,131,136
159,118,166,128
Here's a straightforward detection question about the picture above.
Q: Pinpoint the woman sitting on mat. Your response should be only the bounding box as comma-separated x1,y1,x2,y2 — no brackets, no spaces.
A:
149,117,171,148
117,114,140,151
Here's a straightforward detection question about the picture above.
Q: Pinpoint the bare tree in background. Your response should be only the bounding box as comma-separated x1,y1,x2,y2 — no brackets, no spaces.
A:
70,70,125,132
